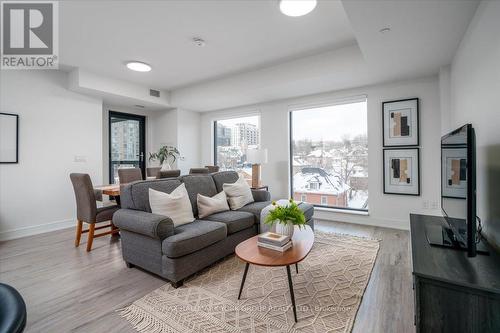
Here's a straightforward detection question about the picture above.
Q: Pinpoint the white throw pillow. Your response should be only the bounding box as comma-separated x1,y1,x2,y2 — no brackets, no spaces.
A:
223,176,254,210
197,191,230,218
149,184,195,227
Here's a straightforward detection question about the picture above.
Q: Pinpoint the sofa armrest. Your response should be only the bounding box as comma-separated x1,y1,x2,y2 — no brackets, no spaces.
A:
113,209,174,240
251,190,271,202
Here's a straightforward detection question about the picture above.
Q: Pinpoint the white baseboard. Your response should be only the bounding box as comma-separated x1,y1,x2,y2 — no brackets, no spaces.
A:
313,210,409,231
0,218,75,242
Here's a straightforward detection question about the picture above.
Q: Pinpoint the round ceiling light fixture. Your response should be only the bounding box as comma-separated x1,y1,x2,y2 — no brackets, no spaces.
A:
279,0,317,17
126,61,152,72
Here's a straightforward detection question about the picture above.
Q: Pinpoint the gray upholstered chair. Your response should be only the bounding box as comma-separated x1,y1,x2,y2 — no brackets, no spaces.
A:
146,167,161,178
205,165,220,173
189,167,209,174
157,169,181,179
118,168,143,184
70,173,120,252
0,283,26,333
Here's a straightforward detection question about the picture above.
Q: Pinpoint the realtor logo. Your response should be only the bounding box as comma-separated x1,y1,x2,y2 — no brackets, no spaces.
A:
1,1,58,69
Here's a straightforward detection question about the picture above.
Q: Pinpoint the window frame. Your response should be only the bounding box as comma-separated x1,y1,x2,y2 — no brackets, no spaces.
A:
288,96,368,212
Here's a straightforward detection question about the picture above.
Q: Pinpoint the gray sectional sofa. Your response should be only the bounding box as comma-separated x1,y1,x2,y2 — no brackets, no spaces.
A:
113,171,313,287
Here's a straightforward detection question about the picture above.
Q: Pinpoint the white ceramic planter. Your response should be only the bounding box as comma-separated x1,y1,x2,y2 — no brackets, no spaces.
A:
275,221,294,238
160,160,171,171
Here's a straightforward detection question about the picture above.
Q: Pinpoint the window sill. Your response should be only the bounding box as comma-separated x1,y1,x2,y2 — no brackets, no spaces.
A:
314,206,369,216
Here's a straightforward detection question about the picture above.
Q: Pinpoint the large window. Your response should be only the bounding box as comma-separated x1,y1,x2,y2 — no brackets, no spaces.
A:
290,99,368,211
214,115,260,183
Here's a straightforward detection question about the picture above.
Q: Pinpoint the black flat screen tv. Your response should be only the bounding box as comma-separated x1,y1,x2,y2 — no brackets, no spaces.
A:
426,124,486,257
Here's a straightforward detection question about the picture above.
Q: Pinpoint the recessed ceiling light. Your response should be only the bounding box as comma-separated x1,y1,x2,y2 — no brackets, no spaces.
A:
126,61,152,72
279,0,317,17
379,27,391,34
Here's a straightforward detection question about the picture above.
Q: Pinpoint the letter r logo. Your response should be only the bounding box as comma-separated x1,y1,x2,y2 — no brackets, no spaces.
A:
2,2,53,55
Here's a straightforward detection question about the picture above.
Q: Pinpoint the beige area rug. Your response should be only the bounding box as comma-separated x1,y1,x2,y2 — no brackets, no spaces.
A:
118,231,380,333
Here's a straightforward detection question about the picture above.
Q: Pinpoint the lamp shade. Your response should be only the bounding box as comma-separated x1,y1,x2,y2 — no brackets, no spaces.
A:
247,148,268,164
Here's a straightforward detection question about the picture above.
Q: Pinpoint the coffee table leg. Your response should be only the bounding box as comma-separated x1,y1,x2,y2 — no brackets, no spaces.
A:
295,263,298,274
286,265,298,322
238,263,250,300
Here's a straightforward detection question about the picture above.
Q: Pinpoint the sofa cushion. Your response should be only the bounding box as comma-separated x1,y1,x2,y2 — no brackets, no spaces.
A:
180,175,218,217
161,220,227,258
197,191,230,218
212,171,239,192
120,178,182,212
223,176,254,210
203,210,255,234
237,201,272,223
149,185,195,227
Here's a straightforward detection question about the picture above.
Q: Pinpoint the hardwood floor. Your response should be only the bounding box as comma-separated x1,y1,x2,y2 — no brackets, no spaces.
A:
0,220,415,333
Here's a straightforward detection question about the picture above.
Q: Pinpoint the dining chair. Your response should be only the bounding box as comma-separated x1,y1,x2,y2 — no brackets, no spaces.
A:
146,167,161,178
70,173,120,252
118,168,143,184
205,165,220,173
157,169,181,179
189,167,209,174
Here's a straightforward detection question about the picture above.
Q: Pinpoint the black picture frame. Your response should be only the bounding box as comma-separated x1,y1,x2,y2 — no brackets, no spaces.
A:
383,147,420,196
0,112,19,164
382,98,419,147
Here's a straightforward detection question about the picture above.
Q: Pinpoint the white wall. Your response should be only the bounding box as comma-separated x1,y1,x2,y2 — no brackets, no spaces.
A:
444,0,500,248
176,109,201,175
200,76,442,230
0,71,104,240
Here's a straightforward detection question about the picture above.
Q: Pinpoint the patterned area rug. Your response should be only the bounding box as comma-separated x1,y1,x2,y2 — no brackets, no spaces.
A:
118,231,380,333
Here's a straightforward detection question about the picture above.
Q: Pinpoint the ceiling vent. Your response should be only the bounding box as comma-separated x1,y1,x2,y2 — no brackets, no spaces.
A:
149,89,160,97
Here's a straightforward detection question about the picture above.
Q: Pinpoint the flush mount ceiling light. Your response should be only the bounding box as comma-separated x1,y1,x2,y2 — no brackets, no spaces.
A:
126,61,152,72
279,0,317,17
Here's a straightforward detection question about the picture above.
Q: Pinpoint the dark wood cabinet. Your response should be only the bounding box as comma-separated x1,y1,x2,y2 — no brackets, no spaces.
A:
410,214,500,333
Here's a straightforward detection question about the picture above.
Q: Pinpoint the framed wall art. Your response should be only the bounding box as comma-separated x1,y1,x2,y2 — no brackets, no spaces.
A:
383,148,420,196
0,113,19,163
383,98,419,147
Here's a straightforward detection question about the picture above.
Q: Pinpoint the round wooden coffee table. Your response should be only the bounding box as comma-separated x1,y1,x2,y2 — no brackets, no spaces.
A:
235,225,314,322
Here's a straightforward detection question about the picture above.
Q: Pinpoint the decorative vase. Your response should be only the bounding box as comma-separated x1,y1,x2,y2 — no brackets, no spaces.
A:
275,221,294,238
160,160,171,171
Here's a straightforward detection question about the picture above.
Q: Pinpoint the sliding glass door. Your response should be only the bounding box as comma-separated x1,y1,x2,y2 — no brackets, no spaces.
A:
109,111,146,184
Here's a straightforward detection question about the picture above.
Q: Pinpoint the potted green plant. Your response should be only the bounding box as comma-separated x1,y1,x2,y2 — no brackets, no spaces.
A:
264,199,306,238
149,146,180,171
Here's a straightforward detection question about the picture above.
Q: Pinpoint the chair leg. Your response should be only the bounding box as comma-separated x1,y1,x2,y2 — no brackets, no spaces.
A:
86,224,95,252
75,220,83,247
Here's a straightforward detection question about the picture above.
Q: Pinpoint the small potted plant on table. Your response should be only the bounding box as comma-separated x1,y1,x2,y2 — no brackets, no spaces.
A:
264,199,306,238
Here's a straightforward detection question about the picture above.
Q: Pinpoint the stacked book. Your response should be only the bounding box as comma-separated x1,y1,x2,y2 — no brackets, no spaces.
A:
257,232,292,252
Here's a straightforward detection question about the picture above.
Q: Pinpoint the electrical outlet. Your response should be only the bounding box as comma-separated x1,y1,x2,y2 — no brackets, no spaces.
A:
74,155,87,163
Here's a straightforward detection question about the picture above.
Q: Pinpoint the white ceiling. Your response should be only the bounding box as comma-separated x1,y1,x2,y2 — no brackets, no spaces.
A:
60,0,355,90
59,0,480,112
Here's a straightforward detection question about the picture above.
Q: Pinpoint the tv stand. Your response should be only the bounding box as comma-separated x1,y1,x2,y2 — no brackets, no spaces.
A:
410,214,500,332
425,223,489,254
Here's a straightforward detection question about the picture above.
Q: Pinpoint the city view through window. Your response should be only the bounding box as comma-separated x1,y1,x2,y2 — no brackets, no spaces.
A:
291,100,369,210
214,115,260,183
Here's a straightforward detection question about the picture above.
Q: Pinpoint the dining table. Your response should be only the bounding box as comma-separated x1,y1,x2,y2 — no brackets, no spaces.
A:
94,177,156,205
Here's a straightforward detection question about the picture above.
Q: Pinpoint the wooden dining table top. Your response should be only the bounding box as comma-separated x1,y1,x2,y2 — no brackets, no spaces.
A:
94,184,120,196
235,225,314,267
